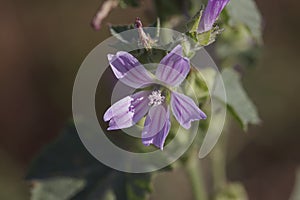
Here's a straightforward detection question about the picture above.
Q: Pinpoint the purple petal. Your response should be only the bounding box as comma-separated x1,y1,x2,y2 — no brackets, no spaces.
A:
171,91,207,129
142,105,171,150
103,91,151,130
198,0,230,33
108,52,154,88
155,45,190,87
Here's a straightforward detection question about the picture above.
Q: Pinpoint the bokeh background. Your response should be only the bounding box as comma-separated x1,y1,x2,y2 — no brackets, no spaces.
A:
0,0,299,199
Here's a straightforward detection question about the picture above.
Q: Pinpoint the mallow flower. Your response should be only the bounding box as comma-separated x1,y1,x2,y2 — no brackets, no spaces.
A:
103,45,207,150
198,0,230,33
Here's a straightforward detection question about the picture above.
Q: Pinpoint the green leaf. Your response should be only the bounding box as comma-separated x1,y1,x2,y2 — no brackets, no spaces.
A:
186,11,222,47
80,172,151,200
214,68,261,130
226,0,263,43
26,123,153,200
186,10,203,33
26,123,108,179
31,177,85,200
197,29,220,46
187,28,221,47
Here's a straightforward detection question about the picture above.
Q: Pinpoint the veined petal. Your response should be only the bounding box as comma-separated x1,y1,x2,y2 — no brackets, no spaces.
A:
103,91,151,130
142,105,171,150
155,45,190,87
198,0,230,33
142,105,167,138
171,91,207,129
108,52,154,88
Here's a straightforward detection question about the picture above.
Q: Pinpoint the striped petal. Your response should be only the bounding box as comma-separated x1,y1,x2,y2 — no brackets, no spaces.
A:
108,52,154,88
171,91,207,129
103,91,151,130
142,105,171,150
155,45,190,87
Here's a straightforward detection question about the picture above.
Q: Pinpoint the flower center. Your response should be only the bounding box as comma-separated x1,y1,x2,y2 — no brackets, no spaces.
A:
148,90,165,106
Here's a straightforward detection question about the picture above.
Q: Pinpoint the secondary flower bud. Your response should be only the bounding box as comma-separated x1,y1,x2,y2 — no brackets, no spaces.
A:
198,0,230,33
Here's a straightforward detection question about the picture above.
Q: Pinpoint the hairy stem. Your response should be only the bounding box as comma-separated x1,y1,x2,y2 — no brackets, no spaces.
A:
211,143,227,190
186,150,208,200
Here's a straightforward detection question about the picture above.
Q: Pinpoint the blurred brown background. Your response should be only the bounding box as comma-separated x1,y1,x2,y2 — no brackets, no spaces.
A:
0,0,299,199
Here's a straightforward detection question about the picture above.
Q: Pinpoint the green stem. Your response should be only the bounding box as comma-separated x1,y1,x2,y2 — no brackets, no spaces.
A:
211,144,227,190
186,150,208,200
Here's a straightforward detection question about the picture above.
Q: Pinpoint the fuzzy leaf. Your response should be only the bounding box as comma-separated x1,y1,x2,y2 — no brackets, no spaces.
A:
31,177,85,200
26,123,152,200
226,0,263,43
214,68,261,130
186,10,202,33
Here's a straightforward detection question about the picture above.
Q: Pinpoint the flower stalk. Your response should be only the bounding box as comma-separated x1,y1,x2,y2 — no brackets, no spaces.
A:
186,149,208,200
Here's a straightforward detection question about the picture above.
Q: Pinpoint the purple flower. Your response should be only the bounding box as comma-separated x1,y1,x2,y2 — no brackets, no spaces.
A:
104,45,207,150
198,0,230,33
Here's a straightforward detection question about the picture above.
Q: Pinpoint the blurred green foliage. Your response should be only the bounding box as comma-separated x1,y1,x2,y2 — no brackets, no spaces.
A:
27,124,152,200
215,68,261,131
226,0,263,43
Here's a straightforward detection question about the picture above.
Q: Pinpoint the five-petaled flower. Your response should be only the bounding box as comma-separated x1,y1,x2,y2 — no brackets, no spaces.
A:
103,45,207,150
198,0,230,33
